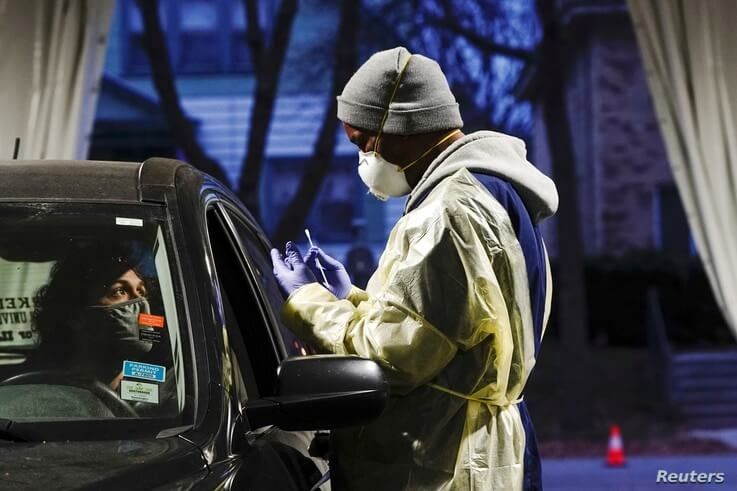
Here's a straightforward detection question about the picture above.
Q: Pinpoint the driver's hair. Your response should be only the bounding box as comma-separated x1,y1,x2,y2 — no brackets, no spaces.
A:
32,244,141,366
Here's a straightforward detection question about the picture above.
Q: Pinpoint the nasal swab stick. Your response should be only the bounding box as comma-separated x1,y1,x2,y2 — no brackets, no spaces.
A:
305,229,329,286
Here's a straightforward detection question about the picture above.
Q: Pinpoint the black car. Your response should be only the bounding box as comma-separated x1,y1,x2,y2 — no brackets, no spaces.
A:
0,158,387,489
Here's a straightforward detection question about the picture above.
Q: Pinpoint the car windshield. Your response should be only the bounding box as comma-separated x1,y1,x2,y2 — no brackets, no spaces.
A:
0,203,190,439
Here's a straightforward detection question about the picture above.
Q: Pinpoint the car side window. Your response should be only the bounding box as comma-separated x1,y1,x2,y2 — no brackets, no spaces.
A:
205,205,280,398
221,206,310,356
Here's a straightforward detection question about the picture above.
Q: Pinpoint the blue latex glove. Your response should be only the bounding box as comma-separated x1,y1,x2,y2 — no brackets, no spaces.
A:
305,247,352,299
271,242,318,297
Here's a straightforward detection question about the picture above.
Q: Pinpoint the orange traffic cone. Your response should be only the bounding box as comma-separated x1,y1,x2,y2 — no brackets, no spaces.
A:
606,425,626,467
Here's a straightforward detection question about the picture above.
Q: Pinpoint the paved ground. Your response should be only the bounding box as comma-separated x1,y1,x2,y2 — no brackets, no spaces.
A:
542,455,737,490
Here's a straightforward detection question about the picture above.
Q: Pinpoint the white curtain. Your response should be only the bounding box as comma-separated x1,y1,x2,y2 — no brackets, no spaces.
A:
629,0,737,339
0,0,114,160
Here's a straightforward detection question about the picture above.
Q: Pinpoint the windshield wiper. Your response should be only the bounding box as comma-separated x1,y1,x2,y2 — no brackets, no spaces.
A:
0,418,27,442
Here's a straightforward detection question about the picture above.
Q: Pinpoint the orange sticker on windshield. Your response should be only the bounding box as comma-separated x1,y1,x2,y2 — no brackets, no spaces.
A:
138,313,165,329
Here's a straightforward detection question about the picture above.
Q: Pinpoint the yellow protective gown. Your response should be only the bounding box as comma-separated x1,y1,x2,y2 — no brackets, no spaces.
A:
283,151,552,489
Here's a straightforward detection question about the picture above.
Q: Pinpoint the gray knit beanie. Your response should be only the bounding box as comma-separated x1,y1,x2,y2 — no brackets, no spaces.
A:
337,47,463,135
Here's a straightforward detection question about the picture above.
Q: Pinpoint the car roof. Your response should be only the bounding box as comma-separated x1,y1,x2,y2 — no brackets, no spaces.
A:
0,158,190,203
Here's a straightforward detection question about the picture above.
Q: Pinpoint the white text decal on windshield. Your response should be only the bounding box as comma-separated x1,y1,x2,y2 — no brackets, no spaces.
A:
116,217,143,227
121,380,159,404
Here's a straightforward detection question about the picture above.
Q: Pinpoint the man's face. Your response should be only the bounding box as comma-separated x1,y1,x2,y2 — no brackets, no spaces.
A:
342,121,462,189
343,122,410,166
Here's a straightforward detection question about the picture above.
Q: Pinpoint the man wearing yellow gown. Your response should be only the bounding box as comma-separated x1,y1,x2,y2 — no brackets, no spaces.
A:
271,46,558,490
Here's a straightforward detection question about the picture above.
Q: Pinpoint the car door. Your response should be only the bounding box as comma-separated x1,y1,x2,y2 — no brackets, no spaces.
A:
215,201,315,357
203,199,327,490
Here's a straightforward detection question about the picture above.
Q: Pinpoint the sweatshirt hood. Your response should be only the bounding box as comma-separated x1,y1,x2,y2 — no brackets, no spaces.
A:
404,131,559,223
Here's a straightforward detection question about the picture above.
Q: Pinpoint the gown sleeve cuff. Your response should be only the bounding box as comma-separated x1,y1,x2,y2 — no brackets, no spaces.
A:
346,285,369,305
282,283,336,326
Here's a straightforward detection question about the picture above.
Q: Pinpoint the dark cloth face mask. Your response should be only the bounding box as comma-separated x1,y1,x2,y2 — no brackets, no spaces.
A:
83,297,153,355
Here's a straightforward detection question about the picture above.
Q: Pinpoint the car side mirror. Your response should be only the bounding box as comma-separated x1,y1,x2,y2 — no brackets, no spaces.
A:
243,355,388,431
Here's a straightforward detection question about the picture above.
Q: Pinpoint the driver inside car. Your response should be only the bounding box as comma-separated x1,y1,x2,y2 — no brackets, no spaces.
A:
32,245,176,415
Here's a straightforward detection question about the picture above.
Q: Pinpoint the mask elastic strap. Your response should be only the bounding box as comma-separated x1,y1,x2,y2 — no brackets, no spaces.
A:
375,55,413,154
86,296,148,311
399,129,461,172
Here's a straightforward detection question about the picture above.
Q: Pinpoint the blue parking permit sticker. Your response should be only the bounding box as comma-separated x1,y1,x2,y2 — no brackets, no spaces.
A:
123,360,166,383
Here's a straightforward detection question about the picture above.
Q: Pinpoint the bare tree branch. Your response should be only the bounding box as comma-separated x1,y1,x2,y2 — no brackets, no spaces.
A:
135,0,227,183
424,14,534,61
237,0,299,223
364,0,533,135
272,0,360,245
243,0,263,68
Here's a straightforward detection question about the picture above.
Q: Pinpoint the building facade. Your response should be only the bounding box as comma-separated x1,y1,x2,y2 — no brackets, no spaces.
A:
528,0,691,257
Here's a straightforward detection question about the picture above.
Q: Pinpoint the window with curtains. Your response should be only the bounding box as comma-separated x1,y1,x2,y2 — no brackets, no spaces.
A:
122,0,261,76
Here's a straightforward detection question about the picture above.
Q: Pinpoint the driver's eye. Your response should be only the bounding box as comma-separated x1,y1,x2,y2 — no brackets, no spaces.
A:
109,286,127,299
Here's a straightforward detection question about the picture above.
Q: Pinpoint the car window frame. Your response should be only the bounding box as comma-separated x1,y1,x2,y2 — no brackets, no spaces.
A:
0,200,197,439
216,202,313,357
201,197,283,401
212,199,287,361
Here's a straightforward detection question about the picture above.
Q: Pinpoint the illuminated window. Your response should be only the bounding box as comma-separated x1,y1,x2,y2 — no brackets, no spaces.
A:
123,0,253,76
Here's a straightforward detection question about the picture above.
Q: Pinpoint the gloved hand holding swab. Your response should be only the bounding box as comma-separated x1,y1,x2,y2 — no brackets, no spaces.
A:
305,228,329,286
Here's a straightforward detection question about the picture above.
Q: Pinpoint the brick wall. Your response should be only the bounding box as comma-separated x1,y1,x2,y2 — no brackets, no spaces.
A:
531,12,675,257
590,15,673,254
